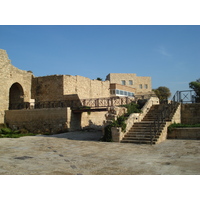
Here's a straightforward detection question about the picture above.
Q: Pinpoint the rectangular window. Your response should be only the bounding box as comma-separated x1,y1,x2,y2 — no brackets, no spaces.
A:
116,90,120,94
129,80,133,85
139,84,143,89
145,84,148,89
120,90,124,95
121,80,126,85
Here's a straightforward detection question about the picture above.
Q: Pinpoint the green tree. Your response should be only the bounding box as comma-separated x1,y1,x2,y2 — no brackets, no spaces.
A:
189,78,200,103
96,77,102,81
153,86,171,102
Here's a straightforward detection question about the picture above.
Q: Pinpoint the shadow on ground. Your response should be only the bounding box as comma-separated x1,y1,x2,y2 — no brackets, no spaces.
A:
37,131,103,141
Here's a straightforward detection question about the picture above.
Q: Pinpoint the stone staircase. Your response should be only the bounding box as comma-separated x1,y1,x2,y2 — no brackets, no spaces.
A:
121,105,166,144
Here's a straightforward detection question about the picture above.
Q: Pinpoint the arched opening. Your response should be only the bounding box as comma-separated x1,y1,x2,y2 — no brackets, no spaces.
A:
9,83,24,110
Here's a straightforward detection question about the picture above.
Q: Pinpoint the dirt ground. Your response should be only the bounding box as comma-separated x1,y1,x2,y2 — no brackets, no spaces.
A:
0,131,200,175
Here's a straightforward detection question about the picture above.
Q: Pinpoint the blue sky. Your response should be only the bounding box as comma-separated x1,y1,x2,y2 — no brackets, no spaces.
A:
0,25,200,97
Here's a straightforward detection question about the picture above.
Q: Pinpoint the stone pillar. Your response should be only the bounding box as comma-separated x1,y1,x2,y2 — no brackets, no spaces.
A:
111,127,122,142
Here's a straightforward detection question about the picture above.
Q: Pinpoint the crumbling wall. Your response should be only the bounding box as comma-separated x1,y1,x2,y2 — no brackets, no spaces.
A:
31,75,64,102
0,49,33,124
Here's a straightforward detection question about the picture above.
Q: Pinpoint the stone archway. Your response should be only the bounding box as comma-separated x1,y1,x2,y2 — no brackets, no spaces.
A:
9,83,24,110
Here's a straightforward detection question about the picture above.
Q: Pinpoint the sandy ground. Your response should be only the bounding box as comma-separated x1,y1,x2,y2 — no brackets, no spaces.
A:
0,131,200,175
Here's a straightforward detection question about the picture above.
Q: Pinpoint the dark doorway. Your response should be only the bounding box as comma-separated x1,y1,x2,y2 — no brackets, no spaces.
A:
9,83,24,110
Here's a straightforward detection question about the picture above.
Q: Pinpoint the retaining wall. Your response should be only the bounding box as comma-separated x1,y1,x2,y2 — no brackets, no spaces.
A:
168,128,200,139
5,108,107,134
5,108,71,134
181,104,200,124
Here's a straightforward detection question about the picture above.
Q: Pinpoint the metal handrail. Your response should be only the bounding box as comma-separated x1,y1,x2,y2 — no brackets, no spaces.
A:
8,96,135,110
150,93,180,145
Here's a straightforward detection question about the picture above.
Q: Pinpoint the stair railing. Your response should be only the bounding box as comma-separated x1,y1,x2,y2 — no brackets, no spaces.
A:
150,93,180,145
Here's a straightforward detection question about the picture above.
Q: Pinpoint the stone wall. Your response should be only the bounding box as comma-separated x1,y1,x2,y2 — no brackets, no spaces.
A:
181,104,200,124
31,75,110,103
168,128,200,139
81,111,107,130
171,104,181,124
63,75,110,99
5,108,108,133
32,75,64,102
5,108,71,133
0,49,33,124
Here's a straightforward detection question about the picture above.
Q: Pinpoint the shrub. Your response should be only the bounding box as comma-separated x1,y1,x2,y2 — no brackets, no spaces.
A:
120,102,141,116
101,115,127,142
1,128,13,134
168,123,200,133
0,127,35,138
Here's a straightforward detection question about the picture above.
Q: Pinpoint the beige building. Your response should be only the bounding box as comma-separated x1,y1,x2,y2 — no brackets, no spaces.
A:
0,49,111,124
32,74,110,102
110,83,136,98
0,49,153,125
106,73,152,96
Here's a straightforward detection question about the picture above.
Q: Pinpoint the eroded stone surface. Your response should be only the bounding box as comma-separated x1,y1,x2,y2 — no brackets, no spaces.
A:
0,131,200,175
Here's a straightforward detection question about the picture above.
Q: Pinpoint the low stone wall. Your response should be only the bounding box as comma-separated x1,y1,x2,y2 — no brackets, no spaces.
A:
5,108,71,134
5,108,108,134
111,127,122,142
156,122,172,144
81,111,107,130
168,128,200,139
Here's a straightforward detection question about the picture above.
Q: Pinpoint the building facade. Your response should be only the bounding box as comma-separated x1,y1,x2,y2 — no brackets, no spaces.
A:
106,73,152,97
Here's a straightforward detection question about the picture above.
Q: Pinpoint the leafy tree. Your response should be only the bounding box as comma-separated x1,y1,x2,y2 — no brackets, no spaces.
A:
96,77,102,81
153,86,171,102
189,78,200,103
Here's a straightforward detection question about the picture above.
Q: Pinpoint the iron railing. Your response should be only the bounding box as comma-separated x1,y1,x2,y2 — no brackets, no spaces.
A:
9,97,134,110
150,92,180,145
9,102,30,110
173,90,196,103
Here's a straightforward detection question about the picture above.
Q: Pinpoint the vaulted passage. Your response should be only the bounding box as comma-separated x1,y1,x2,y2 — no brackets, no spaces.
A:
9,83,24,110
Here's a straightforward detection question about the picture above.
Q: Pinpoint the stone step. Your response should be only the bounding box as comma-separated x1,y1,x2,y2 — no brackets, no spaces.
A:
133,122,154,126
119,104,175,145
124,134,160,138
143,117,159,120
121,140,156,144
123,137,159,141
143,116,160,118
129,126,165,131
125,131,161,135
145,112,160,115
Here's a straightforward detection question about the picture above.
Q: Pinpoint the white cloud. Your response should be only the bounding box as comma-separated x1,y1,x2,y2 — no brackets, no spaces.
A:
157,46,171,57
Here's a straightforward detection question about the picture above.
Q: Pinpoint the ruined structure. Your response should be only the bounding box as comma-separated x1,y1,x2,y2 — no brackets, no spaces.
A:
0,49,33,124
0,49,153,132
